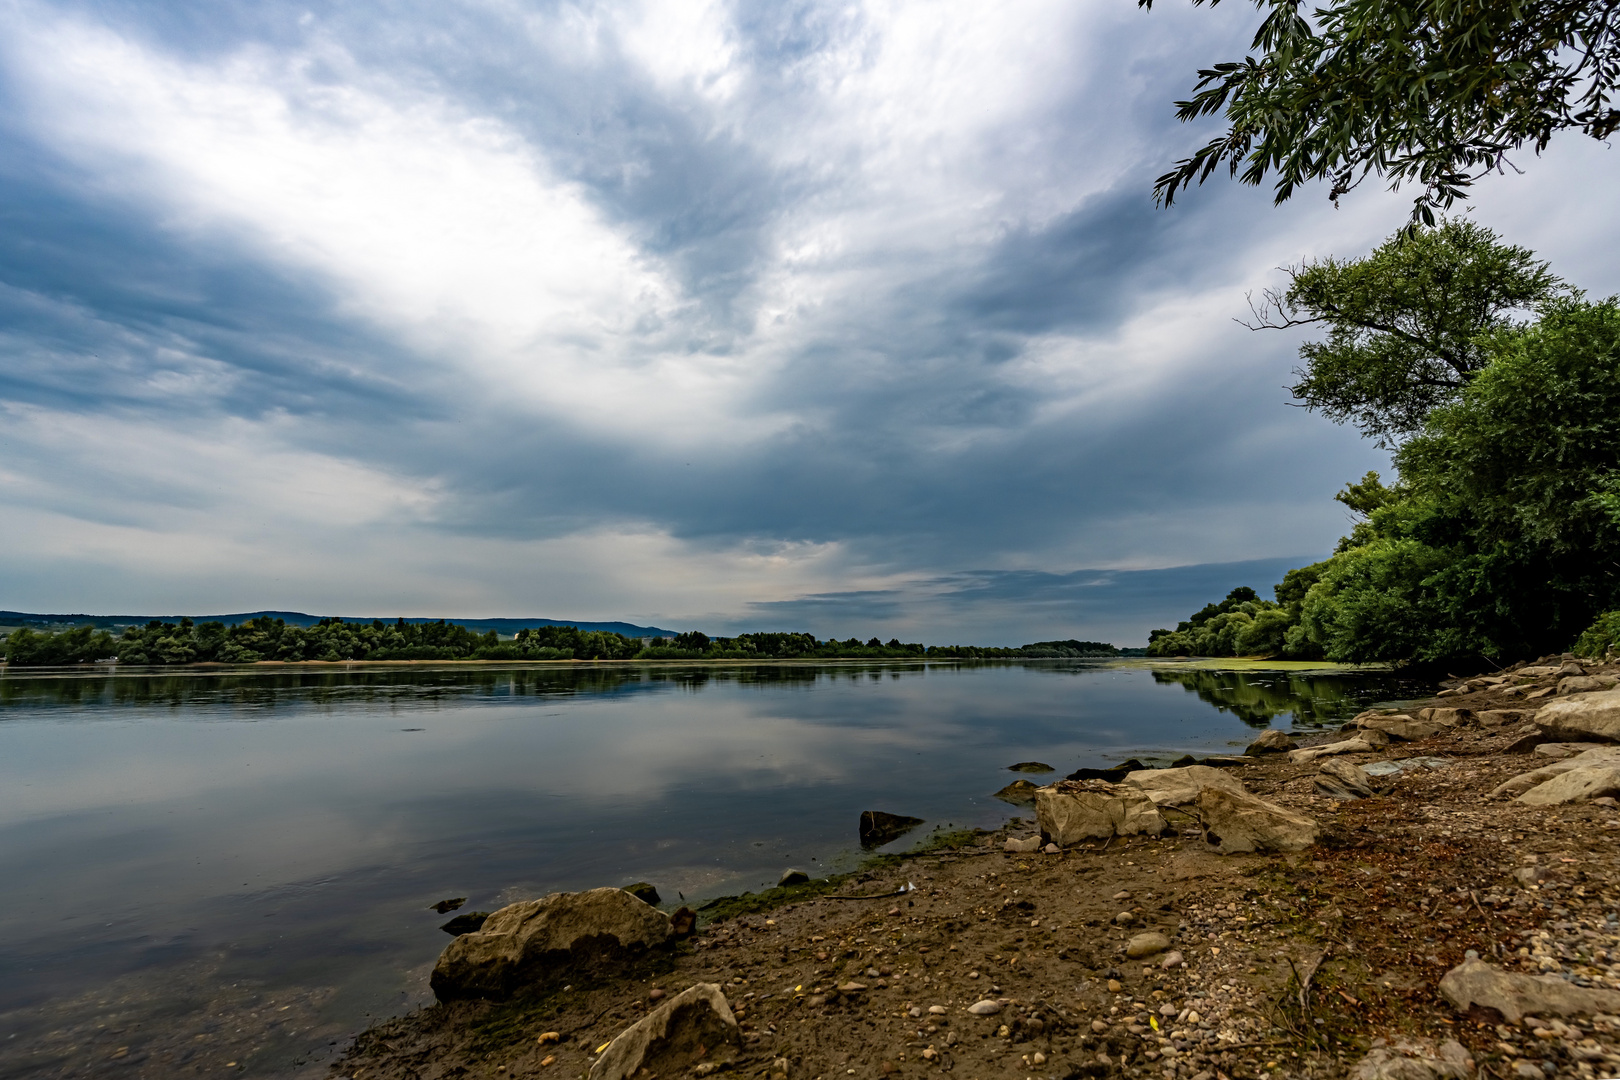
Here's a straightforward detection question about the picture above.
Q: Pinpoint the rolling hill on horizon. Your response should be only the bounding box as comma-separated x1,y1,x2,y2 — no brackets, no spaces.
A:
0,610,681,639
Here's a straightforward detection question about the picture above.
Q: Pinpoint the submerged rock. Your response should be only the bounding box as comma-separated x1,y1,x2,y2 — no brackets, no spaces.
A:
1064,758,1148,782
440,911,491,936
589,983,741,1080
623,882,661,905
1006,761,1055,773
431,897,467,914
993,779,1041,805
777,868,810,887
858,810,926,848
431,887,673,1001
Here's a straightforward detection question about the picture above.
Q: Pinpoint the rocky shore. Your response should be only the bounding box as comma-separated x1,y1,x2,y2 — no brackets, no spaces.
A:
335,656,1620,1080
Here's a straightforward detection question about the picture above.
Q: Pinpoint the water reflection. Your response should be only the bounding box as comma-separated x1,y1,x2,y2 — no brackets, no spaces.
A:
1150,666,1432,728
0,659,1421,1079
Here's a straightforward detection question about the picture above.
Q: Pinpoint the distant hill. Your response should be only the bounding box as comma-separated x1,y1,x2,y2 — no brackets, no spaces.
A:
0,610,681,638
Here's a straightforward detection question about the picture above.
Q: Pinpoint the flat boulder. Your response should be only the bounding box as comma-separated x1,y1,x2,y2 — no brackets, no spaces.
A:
589,983,740,1080
1351,716,1444,742
1534,689,1620,742
1489,746,1620,798
1123,764,1247,808
1244,729,1296,755
1288,738,1376,764
1559,675,1619,695
431,887,673,1001
1197,787,1318,854
1439,957,1620,1024
1034,780,1165,845
1314,759,1383,801
1517,765,1620,806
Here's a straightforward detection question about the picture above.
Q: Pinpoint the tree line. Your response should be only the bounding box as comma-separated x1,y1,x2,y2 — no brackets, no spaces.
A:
1148,221,1620,666
0,618,1127,667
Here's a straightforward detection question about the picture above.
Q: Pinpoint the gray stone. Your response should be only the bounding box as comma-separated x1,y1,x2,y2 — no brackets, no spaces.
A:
1033,781,1166,845
589,983,740,1080
1352,716,1445,742
993,779,1041,805
431,887,673,1000
1489,746,1620,798
1197,787,1319,854
1123,764,1248,808
1125,932,1171,958
966,999,1003,1015
1517,765,1620,806
1559,675,1619,695
1004,835,1042,853
1534,689,1620,742
1350,1039,1472,1080
1532,742,1607,759
859,810,925,848
1159,950,1185,969
1314,758,1382,800
1288,738,1376,764
1244,729,1296,755
1439,957,1620,1024
778,869,810,887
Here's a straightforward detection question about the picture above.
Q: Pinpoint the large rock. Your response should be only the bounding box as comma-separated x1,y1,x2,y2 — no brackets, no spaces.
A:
1351,715,1445,742
1534,689,1620,742
1245,729,1297,755
1123,764,1248,807
1517,765,1620,806
431,888,673,1000
1288,737,1376,764
1314,759,1383,800
1034,781,1166,845
589,983,741,1080
993,779,1041,805
1414,707,1472,727
1559,675,1619,695
1489,746,1620,798
1439,957,1620,1024
1196,787,1318,854
859,810,925,847
1351,1040,1472,1080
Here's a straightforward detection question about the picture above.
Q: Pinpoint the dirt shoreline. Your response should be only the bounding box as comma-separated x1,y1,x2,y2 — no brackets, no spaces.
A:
333,655,1620,1080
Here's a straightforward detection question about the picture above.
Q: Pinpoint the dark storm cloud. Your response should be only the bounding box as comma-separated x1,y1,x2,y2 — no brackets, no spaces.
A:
0,0,1533,623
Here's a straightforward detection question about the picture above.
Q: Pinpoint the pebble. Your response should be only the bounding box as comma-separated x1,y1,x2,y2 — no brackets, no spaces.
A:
1126,931,1171,959
1160,950,1185,969
928,1005,947,1015
1107,979,1123,993
1091,1019,1109,1033
838,982,867,993
1113,911,1137,925
967,999,1003,1016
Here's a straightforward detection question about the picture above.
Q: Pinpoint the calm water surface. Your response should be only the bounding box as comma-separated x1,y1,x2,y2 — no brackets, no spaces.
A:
0,660,1428,1078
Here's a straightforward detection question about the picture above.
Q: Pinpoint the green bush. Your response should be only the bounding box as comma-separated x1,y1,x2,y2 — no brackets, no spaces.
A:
1575,612,1620,659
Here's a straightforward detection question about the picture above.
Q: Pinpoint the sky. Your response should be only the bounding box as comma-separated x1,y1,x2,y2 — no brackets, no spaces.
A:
0,0,1615,646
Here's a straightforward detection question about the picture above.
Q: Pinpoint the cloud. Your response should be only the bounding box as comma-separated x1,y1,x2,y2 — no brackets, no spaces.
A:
0,0,1611,634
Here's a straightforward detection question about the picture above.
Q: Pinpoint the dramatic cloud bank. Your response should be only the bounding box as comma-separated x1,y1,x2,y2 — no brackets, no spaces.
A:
0,0,1614,643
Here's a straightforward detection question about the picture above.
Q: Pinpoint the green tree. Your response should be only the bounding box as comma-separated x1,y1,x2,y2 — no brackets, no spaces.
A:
1251,220,1566,443
1143,0,1620,223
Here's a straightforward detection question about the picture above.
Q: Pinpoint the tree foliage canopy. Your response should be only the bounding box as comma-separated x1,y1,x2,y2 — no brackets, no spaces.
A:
1144,0,1620,222
1256,219,1566,443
